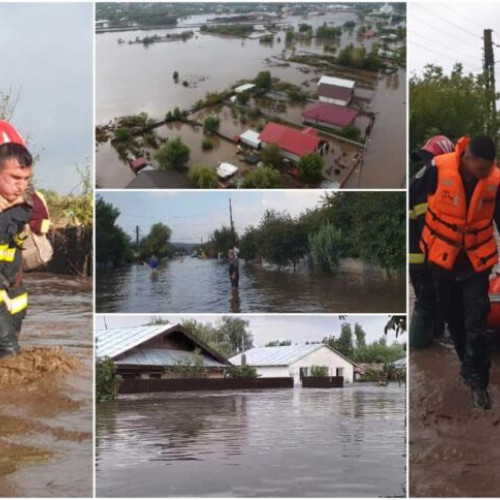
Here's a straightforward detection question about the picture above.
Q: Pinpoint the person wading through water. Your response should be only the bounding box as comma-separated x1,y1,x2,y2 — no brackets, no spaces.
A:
413,134,500,409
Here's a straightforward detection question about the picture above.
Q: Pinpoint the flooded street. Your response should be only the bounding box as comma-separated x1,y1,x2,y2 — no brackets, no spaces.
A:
0,274,92,497
96,258,405,313
410,345,500,497
96,10,405,188
96,385,406,497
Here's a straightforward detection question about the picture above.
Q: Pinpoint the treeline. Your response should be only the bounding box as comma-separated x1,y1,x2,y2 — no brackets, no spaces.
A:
410,64,498,176
96,3,179,28
198,192,405,274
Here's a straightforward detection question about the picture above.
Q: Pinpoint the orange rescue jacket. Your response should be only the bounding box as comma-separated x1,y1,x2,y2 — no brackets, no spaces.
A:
420,137,500,272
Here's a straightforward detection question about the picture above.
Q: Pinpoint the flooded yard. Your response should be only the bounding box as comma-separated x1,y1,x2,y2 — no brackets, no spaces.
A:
0,274,92,497
96,257,405,314
96,385,406,497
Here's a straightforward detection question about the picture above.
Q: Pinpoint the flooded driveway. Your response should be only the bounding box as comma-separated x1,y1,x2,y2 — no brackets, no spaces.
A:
96,385,406,497
0,273,92,497
96,258,405,314
410,345,500,497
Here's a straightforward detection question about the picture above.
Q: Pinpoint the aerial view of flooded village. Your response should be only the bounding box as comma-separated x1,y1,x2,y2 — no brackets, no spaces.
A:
96,314,406,497
95,190,406,314
96,2,406,189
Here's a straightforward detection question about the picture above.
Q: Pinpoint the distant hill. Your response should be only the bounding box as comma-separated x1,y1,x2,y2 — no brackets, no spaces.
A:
170,242,198,252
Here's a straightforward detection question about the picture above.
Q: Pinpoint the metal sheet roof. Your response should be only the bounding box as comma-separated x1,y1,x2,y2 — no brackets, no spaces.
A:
96,325,171,359
115,348,229,368
229,344,323,366
318,75,355,89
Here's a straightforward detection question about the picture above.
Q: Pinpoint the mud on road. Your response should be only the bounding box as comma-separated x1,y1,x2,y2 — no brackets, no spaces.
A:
410,344,500,497
0,274,92,497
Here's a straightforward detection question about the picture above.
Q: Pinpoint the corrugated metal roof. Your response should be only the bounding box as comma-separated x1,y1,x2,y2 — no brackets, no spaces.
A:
115,348,229,368
318,75,355,88
229,344,322,366
96,325,170,359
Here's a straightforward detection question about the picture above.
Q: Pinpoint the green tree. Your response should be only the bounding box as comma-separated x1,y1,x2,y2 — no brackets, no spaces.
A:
216,316,253,355
354,323,367,349
210,226,238,256
240,165,280,188
265,340,291,346
297,152,323,183
96,357,122,402
226,365,258,378
155,137,190,170
239,225,260,261
254,71,272,90
260,143,282,168
338,322,354,358
189,165,218,188
310,365,329,377
308,224,343,273
203,115,220,135
140,222,172,256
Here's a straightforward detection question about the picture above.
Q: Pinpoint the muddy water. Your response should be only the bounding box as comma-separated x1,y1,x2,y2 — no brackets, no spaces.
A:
0,274,93,497
96,258,405,314
410,345,500,497
96,11,405,188
96,385,406,497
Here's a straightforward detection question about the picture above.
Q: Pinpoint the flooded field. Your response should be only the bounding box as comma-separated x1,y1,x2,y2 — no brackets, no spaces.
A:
0,274,92,497
96,9,406,188
96,385,406,497
410,345,500,497
96,258,405,314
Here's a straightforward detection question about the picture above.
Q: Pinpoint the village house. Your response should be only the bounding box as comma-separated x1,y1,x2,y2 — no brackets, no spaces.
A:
302,102,359,131
229,344,355,385
96,324,232,379
259,122,323,163
316,75,356,107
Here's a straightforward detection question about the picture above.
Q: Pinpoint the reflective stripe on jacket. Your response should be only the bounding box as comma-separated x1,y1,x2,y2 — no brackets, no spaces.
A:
420,137,500,272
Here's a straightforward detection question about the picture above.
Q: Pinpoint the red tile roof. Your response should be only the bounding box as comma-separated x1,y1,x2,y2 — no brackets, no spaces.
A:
130,158,148,172
317,83,353,103
302,102,358,127
259,122,320,157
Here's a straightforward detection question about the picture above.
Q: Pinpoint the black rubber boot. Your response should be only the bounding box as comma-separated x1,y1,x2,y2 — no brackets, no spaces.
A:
471,387,492,410
0,346,19,361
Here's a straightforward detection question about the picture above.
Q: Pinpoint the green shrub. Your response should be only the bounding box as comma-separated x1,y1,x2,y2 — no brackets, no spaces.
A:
226,365,258,378
96,357,122,402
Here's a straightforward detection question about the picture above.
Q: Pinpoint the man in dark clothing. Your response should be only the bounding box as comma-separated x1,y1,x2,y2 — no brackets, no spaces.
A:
412,134,500,409
228,249,239,288
409,135,454,348
0,121,34,360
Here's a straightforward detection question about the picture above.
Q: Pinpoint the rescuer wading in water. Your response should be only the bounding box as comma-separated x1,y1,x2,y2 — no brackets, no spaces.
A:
412,135,500,409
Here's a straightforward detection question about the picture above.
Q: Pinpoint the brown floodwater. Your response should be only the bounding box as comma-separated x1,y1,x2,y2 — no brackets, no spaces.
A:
96,385,406,497
96,257,406,314
96,10,406,189
410,345,500,497
0,274,93,497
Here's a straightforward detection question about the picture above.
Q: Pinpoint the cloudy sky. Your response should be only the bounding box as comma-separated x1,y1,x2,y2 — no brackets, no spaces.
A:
0,3,93,194
95,314,404,346
98,190,327,244
409,3,500,77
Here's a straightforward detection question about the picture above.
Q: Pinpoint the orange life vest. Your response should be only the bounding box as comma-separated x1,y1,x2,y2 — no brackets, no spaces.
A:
420,137,500,272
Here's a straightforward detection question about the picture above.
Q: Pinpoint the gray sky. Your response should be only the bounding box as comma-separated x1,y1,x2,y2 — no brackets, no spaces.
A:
0,3,93,194
95,314,404,346
409,3,500,77
99,190,327,244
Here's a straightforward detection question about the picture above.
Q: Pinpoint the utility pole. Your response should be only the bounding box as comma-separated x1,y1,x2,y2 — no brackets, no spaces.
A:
136,225,140,248
229,197,235,236
483,29,497,141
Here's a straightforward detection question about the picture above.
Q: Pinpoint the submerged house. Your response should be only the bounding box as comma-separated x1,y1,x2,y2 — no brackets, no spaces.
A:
96,324,232,379
317,75,356,107
302,102,359,131
229,344,355,385
259,122,322,163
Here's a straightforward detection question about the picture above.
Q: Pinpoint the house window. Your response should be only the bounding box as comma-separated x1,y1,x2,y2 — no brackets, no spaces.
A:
149,373,162,379
299,367,308,379
336,368,344,377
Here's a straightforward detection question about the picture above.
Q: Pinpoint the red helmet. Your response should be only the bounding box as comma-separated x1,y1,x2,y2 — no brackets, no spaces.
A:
411,135,454,162
0,120,26,147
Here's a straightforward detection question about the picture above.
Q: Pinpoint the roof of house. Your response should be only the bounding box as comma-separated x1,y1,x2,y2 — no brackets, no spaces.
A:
234,83,256,93
318,75,355,89
239,129,262,148
317,84,353,102
115,348,229,368
229,344,355,367
302,102,358,127
96,323,231,366
217,162,238,179
259,122,320,157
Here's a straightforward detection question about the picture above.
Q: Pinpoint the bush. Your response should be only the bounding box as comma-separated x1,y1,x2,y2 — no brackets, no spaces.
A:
201,138,214,150
189,165,218,189
309,224,343,273
96,357,122,402
155,137,190,170
310,365,329,377
203,115,220,135
240,165,280,188
297,152,324,183
226,365,258,378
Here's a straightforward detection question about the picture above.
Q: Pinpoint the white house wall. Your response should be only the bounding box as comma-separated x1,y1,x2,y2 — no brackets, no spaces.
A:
318,96,350,107
290,346,354,383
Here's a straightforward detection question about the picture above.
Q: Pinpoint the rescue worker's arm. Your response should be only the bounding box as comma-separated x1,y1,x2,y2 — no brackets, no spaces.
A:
493,189,500,233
